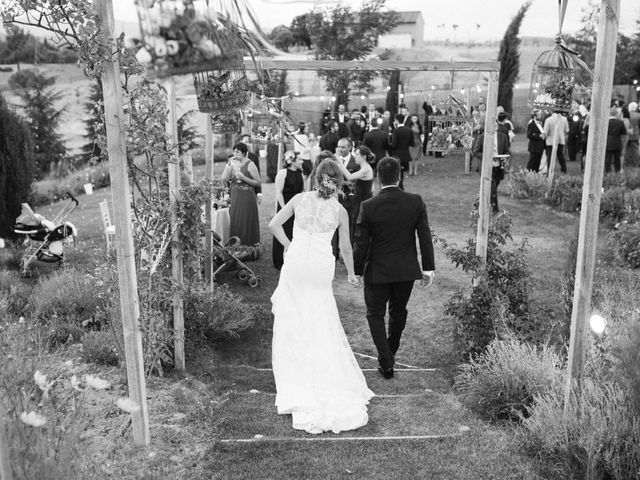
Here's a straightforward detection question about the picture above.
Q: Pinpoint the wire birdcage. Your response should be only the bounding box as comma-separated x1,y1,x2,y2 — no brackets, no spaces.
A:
192,56,250,113
426,94,473,153
528,37,591,113
210,112,240,134
245,98,285,144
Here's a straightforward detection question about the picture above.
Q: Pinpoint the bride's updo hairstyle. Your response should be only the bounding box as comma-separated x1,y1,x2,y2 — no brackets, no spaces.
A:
314,158,343,199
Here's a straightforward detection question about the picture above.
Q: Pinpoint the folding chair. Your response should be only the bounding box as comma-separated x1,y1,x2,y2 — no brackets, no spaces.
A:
99,200,116,248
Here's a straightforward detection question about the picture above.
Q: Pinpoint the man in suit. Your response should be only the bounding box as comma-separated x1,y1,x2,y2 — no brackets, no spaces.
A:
353,157,435,379
605,105,627,174
472,130,510,213
543,110,569,174
332,137,359,256
319,120,340,154
390,114,415,190
362,117,389,174
525,109,546,172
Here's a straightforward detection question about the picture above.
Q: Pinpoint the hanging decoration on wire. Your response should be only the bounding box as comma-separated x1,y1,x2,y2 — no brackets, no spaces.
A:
528,0,592,113
427,90,473,153
245,96,293,144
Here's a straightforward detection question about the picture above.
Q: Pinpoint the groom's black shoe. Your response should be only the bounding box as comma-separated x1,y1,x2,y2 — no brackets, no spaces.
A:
378,364,394,379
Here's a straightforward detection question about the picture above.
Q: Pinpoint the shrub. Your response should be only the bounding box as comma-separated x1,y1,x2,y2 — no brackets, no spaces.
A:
80,330,119,366
521,380,640,480
507,169,547,200
623,189,640,224
456,336,564,421
29,269,108,325
29,163,111,206
560,229,580,340
0,92,36,240
609,222,640,269
184,282,256,350
547,175,583,213
441,211,532,358
602,167,640,190
599,186,628,221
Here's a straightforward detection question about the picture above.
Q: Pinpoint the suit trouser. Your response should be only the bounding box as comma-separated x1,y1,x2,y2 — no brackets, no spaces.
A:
545,145,567,173
567,133,580,162
364,280,414,370
605,149,622,173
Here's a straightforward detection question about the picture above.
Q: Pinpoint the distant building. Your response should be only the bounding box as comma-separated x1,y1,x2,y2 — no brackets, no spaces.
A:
378,11,424,49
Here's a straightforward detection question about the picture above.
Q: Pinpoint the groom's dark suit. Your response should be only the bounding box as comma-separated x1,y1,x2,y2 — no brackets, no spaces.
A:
353,186,435,371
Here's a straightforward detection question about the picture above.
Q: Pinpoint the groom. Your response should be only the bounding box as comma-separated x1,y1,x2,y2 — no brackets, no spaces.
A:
353,156,435,379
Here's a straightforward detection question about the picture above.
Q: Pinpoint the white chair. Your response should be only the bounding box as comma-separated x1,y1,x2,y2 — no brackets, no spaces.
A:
99,200,116,248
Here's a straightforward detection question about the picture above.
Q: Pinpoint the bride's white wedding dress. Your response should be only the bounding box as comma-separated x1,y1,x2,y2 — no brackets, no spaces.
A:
271,191,375,434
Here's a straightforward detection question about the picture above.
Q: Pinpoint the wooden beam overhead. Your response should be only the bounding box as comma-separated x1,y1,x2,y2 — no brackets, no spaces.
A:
243,59,500,72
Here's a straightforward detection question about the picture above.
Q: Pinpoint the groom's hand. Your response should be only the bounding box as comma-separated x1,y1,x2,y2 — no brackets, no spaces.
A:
420,271,435,287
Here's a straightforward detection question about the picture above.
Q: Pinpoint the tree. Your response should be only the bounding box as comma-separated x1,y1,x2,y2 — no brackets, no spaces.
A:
9,69,67,178
306,0,398,109
565,2,640,85
290,13,316,49
0,26,32,69
268,25,295,52
497,2,530,116
0,92,35,240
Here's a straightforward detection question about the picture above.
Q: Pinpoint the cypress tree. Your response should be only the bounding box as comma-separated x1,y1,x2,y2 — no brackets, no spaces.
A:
497,2,531,117
0,92,35,240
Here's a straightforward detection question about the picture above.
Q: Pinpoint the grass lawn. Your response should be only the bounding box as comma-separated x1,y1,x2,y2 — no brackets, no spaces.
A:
15,141,584,479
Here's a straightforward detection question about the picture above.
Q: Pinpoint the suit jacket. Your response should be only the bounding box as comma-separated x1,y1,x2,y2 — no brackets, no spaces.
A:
391,125,415,164
337,153,359,196
526,119,545,153
354,186,435,284
319,131,339,153
363,129,389,162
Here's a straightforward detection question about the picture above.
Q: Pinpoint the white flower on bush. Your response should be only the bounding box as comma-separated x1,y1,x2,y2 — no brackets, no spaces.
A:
85,374,111,390
33,370,55,398
70,375,83,392
19,411,47,427
116,397,140,414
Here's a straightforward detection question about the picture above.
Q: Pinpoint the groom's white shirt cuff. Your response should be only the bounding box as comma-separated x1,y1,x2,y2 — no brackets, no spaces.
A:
422,271,435,276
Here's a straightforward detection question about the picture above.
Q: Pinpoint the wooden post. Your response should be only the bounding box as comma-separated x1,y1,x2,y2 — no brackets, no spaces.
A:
475,70,499,281
0,411,12,480
545,117,562,196
183,154,193,184
164,76,185,372
465,86,471,174
95,0,149,446
204,118,214,290
564,0,620,410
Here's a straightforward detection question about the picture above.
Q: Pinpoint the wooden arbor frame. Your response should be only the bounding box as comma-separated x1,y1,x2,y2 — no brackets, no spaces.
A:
238,58,501,270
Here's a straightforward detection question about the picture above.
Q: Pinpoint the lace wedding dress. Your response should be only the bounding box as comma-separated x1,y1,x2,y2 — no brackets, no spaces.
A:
271,191,374,434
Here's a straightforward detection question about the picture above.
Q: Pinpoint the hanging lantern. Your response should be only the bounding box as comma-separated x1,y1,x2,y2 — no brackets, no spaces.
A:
210,112,240,134
246,98,285,144
427,94,473,154
193,63,250,113
528,37,591,113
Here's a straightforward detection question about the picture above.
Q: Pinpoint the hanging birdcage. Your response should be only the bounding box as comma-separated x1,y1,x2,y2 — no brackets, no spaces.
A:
528,37,591,113
427,94,473,153
133,1,266,79
210,112,240,134
193,63,249,113
245,98,285,144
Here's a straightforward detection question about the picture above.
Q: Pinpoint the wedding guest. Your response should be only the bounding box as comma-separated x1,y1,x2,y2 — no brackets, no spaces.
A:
422,97,434,155
472,131,510,214
626,101,640,167
347,110,365,147
390,114,414,189
526,109,546,172
362,117,389,174
272,151,305,270
239,133,262,201
319,120,340,154
338,145,375,244
567,100,583,162
407,114,423,176
291,122,311,175
605,105,627,174
221,142,261,245
543,110,569,174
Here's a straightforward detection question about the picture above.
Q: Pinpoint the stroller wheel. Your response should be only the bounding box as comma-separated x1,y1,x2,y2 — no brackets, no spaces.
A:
248,276,260,288
237,269,250,281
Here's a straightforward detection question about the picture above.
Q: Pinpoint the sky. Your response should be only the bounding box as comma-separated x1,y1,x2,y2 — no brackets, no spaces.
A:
109,0,639,42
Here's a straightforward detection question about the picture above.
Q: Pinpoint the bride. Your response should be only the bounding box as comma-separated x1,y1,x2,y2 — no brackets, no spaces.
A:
269,158,375,434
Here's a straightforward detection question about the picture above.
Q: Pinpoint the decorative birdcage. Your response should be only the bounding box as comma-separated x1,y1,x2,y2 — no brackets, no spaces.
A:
192,61,249,114
245,98,285,144
210,112,240,134
528,36,591,113
133,1,264,78
427,94,473,153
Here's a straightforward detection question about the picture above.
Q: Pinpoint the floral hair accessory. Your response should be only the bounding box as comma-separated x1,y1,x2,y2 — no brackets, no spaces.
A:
316,173,339,199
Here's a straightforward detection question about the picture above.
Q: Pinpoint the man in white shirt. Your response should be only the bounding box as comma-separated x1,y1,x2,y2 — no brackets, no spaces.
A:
543,110,569,174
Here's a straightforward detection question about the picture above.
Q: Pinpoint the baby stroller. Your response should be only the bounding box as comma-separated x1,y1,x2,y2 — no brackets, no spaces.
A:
211,232,260,288
13,192,79,275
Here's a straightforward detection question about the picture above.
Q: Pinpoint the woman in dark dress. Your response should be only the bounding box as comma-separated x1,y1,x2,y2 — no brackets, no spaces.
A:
221,142,261,246
338,145,374,244
272,151,305,269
